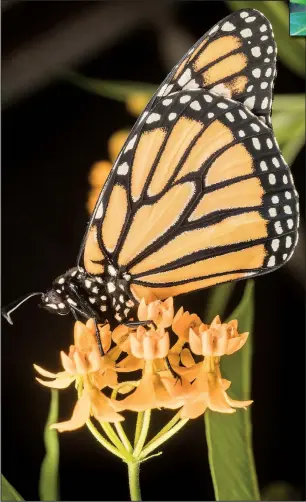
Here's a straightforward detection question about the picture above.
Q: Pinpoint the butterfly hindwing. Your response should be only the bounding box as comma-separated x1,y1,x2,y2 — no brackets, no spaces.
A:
83,89,298,303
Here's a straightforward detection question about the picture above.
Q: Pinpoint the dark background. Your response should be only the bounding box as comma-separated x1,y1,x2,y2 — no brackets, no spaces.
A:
2,1,305,501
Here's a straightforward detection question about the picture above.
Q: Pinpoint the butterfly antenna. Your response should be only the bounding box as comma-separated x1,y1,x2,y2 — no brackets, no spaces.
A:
2,292,43,325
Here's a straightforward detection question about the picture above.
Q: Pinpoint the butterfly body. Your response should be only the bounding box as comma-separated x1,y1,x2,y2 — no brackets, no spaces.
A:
28,9,300,326
41,265,136,324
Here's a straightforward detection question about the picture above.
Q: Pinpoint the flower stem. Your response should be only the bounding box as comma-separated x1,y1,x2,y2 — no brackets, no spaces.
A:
86,419,127,461
139,418,189,460
100,423,134,461
134,412,144,447
144,411,181,448
128,461,141,501
133,410,151,458
115,422,133,452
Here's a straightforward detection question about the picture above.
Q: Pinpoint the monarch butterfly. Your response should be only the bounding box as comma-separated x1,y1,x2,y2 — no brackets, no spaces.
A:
3,8,299,348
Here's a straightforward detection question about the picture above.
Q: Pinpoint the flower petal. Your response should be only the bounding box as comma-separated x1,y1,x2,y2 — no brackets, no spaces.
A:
60,351,77,374
50,392,91,432
224,394,253,409
180,394,208,419
90,388,124,423
155,330,170,359
226,332,249,355
36,376,74,389
33,364,58,378
114,372,155,412
189,328,203,355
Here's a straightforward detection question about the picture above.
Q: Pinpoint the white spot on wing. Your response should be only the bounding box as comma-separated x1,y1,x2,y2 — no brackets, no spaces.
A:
190,100,201,111
180,95,191,104
267,256,276,267
240,28,252,38
217,102,228,109
272,157,280,168
261,97,269,109
183,79,199,90
209,24,219,34
221,21,236,32
269,174,276,185
271,239,279,251
251,47,261,57
252,138,261,150
269,208,277,217
146,113,161,124
124,135,137,153
178,69,191,87
260,161,268,171
274,221,283,234
210,83,231,98
117,162,129,175
244,96,255,110
252,68,261,78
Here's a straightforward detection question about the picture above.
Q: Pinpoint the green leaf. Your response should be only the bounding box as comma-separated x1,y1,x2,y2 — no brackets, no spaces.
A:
39,389,60,501
290,12,306,35
204,282,235,323
205,280,259,501
1,475,23,501
227,1,305,77
64,71,156,102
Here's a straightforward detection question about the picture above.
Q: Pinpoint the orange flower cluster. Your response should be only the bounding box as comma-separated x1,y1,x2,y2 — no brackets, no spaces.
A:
35,297,252,432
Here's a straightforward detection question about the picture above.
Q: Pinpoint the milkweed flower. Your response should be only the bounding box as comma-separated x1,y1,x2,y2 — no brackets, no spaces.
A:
179,316,252,419
34,319,123,430
189,315,249,357
34,300,253,432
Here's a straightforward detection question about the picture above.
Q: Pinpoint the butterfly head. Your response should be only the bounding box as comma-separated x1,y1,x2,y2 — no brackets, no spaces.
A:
40,288,70,315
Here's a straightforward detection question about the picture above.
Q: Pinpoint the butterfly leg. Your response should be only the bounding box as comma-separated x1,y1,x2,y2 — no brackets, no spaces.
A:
165,356,182,385
123,319,158,330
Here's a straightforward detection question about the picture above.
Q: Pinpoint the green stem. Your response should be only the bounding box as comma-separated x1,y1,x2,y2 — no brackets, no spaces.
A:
100,423,134,461
128,462,141,501
133,410,151,458
143,411,181,449
115,422,133,452
134,412,144,447
139,419,189,460
86,419,127,461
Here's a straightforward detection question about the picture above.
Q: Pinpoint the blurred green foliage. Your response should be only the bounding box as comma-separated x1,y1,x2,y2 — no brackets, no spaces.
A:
290,12,306,35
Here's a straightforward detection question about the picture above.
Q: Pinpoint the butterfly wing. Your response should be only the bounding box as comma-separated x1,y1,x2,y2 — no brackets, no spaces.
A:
79,9,298,306
82,89,298,302
158,8,277,126
78,7,277,267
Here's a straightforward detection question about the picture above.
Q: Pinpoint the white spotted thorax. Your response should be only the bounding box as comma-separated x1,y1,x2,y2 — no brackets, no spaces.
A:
41,266,135,324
